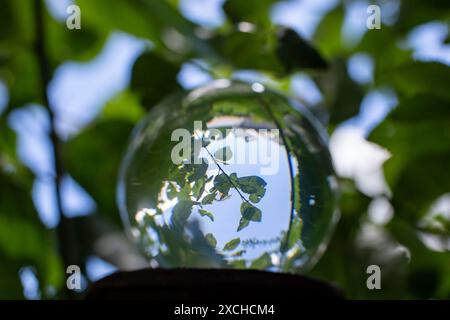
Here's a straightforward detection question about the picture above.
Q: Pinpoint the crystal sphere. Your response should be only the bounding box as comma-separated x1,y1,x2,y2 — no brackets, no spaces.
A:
118,80,339,272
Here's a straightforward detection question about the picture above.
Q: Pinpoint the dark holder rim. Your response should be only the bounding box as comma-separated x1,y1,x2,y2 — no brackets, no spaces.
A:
86,268,344,300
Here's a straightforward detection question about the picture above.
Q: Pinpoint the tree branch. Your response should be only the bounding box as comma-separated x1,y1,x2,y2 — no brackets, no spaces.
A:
33,0,78,289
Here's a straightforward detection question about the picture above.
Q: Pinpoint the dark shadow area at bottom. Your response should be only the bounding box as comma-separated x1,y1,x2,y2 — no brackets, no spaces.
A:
86,268,344,300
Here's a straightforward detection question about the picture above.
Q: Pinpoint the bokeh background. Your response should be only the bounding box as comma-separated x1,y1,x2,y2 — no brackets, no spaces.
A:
0,0,449,299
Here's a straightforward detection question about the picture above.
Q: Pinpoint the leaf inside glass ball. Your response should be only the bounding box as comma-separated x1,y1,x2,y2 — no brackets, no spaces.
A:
118,81,338,272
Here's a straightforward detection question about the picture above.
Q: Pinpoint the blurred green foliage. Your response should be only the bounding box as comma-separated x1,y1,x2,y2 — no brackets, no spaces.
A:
0,0,449,299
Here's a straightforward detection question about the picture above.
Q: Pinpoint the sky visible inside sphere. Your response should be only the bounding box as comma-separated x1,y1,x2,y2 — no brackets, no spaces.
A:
161,127,291,262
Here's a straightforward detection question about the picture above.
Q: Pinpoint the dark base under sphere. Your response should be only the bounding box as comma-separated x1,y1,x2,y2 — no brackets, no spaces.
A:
87,268,344,300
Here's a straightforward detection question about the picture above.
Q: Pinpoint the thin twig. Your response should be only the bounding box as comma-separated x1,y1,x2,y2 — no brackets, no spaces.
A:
195,133,251,204
258,97,296,253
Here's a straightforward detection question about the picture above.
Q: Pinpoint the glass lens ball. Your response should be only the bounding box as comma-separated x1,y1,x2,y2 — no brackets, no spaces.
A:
118,80,339,273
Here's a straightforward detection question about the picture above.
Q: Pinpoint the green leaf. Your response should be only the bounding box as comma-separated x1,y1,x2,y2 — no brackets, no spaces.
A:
237,175,266,203
379,62,450,100
287,216,303,249
357,27,411,80
222,0,276,26
130,51,181,109
199,209,214,222
218,193,231,201
0,263,24,299
0,121,33,188
238,176,264,191
249,194,258,203
0,1,41,113
171,200,195,229
237,175,266,193
0,173,63,296
0,0,33,46
177,182,192,201
213,30,284,74
188,158,209,182
205,233,217,248
223,237,241,251
169,164,188,188
315,58,364,124
232,250,246,257
201,192,216,205
237,218,250,232
167,182,178,200
76,0,197,49
392,153,450,220
240,202,262,222
1,51,42,111
370,95,450,188
64,120,135,225
214,146,233,162
229,259,247,269
213,173,231,194
395,0,450,34
46,13,106,63
100,90,145,122
277,27,328,72
250,252,272,269
77,0,160,41
369,94,450,220
192,177,206,200
313,5,345,59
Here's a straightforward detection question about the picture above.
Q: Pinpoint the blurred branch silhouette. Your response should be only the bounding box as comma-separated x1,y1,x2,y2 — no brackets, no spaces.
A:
33,0,79,297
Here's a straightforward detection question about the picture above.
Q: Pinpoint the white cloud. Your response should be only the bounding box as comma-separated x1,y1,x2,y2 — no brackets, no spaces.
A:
330,126,390,197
